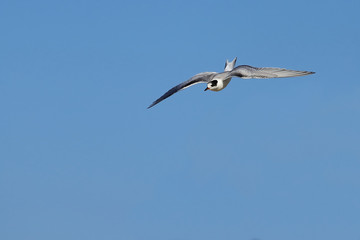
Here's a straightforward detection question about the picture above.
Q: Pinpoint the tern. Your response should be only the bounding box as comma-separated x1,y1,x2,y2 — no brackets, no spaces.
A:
148,57,315,109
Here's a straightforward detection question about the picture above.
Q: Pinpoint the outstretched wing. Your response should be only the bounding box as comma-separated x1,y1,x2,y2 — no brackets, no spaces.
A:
147,72,217,109
229,65,315,79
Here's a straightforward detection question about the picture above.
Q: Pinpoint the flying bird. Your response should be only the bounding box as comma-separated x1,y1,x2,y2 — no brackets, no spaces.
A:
148,57,315,109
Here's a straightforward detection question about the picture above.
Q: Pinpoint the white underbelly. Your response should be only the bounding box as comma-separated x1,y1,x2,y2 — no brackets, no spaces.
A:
222,77,232,89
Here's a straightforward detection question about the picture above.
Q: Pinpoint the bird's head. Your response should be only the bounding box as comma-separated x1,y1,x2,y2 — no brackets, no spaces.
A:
204,79,223,92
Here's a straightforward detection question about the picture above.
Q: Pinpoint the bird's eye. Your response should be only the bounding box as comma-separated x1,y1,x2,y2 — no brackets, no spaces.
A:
210,80,218,87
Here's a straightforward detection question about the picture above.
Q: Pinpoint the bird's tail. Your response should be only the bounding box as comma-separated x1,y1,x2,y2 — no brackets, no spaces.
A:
224,57,237,71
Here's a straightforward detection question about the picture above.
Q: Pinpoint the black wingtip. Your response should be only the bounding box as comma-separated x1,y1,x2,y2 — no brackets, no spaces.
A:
147,100,159,109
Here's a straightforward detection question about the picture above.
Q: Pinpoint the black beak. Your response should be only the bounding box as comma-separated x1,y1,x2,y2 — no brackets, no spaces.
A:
204,87,209,91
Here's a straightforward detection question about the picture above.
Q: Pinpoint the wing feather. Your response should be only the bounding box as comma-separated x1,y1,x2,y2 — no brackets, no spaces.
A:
147,72,216,109
230,65,315,79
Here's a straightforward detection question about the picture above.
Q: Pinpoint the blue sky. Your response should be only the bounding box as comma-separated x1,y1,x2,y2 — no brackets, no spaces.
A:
1,0,359,239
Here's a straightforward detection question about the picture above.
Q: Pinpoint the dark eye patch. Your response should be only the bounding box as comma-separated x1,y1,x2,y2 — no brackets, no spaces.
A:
210,80,218,87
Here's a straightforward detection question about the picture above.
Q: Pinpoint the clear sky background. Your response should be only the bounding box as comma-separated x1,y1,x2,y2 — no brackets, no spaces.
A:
1,0,359,239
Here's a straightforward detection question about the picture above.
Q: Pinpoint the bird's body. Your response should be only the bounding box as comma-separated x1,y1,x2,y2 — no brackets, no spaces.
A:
204,72,232,91
148,57,315,108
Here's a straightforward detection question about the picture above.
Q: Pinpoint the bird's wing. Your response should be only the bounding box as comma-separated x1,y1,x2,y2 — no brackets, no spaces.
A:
229,65,315,79
147,72,217,109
